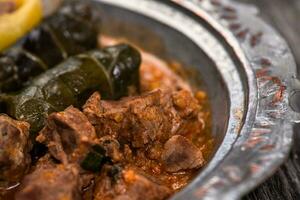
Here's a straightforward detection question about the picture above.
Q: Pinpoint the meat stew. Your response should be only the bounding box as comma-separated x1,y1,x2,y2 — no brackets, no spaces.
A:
0,1,214,200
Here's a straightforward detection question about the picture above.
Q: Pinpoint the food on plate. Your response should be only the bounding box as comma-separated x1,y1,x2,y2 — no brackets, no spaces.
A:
0,1,213,200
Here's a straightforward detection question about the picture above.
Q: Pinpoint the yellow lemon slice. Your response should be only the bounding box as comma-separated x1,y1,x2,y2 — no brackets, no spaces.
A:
0,0,42,51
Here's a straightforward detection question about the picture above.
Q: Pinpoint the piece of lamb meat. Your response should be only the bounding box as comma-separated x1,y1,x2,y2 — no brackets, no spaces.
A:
15,163,81,200
161,135,205,172
0,115,31,186
83,89,204,149
36,106,97,165
98,136,122,163
93,166,171,200
83,90,170,147
36,106,118,179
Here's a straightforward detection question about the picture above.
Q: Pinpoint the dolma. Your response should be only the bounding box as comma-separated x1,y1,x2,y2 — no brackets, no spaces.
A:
0,44,141,133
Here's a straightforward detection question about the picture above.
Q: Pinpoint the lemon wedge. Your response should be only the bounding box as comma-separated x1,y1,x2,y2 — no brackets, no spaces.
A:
0,0,42,51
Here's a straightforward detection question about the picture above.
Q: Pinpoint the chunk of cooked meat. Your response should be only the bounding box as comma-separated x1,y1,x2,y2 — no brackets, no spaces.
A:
161,135,205,172
15,164,81,200
30,154,95,196
83,89,204,148
118,169,171,200
93,166,171,200
0,115,31,186
33,154,56,170
36,106,97,164
83,90,170,147
98,136,122,163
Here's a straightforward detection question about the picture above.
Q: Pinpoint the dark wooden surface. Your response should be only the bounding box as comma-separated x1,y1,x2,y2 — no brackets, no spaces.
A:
239,0,300,199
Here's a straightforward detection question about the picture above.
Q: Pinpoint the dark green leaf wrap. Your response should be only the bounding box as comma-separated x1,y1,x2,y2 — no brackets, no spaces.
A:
0,0,100,93
0,44,141,133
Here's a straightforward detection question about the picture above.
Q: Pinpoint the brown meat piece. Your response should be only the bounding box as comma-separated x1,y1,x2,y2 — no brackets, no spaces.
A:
36,106,97,164
32,154,95,196
15,164,81,200
161,135,205,172
83,89,204,149
33,154,56,170
117,169,171,200
83,90,171,148
0,115,31,186
94,167,171,200
98,136,122,163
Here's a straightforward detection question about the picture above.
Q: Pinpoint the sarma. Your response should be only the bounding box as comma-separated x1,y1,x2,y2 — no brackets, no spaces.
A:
0,44,141,133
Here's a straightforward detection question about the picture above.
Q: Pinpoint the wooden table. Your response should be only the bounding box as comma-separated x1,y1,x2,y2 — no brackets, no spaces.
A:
240,0,300,199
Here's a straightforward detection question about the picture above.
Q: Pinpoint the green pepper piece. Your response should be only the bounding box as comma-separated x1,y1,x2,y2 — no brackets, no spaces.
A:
108,165,122,183
81,145,106,172
0,44,141,134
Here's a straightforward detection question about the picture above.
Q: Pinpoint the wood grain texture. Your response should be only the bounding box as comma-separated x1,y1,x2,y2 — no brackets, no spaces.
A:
239,0,300,199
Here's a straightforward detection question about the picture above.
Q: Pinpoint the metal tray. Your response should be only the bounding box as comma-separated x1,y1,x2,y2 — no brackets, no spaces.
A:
92,0,299,199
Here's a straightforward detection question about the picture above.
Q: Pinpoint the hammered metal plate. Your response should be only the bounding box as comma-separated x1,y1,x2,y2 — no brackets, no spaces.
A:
93,0,299,199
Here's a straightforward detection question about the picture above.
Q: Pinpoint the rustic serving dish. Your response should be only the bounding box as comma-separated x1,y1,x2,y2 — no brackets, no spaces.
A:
92,0,299,199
